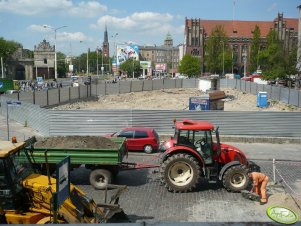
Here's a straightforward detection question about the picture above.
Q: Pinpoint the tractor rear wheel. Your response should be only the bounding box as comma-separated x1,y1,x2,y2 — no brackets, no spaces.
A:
160,153,201,192
222,165,249,192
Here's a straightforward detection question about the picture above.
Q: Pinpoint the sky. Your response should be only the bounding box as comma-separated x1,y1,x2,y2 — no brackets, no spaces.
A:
0,0,300,57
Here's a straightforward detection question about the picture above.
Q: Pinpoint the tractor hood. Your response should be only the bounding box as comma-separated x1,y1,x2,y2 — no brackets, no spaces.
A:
159,138,176,152
218,143,248,165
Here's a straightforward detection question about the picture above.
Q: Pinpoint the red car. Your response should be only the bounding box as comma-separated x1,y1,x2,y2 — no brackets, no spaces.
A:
105,127,160,154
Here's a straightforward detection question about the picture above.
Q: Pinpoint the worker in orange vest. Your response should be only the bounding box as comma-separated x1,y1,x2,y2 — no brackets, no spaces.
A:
249,172,269,204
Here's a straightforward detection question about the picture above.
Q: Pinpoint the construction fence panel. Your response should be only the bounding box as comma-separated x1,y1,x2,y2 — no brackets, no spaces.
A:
19,91,34,104
143,80,153,91
280,87,289,104
183,79,197,88
44,109,301,137
299,91,301,107
59,87,70,103
91,84,97,96
98,83,106,96
105,82,119,95
289,89,299,106
257,84,265,93
119,81,131,94
264,85,272,99
131,81,143,92
246,81,251,93
48,89,59,106
70,87,80,100
79,85,88,99
0,96,50,136
34,91,47,106
163,79,176,89
271,86,280,101
250,82,257,95
152,79,164,90
175,79,183,88
240,80,246,92
48,109,132,136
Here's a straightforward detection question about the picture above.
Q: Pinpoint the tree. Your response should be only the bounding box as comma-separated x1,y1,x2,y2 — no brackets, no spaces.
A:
259,30,287,81
250,25,261,73
119,58,140,78
56,52,67,77
178,54,201,77
0,37,21,59
204,25,231,74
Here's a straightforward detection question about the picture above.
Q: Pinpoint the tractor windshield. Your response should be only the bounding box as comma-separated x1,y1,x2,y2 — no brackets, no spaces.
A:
8,149,35,184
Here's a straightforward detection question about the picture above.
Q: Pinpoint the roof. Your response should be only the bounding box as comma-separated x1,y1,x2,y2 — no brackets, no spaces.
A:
122,127,154,132
187,18,298,38
175,119,214,130
0,141,25,158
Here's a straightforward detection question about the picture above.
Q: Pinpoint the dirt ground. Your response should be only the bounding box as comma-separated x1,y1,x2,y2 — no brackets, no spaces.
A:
53,88,301,112
34,136,119,149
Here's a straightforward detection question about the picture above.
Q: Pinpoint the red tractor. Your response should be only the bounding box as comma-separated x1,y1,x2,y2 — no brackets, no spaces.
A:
160,119,254,193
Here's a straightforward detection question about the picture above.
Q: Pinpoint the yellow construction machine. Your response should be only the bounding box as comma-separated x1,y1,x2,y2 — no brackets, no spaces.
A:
0,138,128,224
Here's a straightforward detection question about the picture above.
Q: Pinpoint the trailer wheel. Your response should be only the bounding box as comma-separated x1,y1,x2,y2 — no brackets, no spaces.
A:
89,169,112,190
222,165,249,192
144,145,153,154
160,153,201,192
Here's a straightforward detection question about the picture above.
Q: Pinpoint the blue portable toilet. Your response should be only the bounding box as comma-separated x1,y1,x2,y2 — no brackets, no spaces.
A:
257,91,268,108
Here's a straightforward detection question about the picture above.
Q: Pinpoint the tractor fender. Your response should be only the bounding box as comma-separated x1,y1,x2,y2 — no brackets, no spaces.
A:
162,146,206,173
218,161,241,180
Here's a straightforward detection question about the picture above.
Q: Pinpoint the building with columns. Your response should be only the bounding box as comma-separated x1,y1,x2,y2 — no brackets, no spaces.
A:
297,5,301,70
185,13,298,75
139,33,180,76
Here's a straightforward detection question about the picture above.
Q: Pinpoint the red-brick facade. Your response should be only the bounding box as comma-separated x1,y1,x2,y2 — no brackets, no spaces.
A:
185,13,298,75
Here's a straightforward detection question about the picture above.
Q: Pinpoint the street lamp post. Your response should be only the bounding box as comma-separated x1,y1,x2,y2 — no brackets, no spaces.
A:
220,41,225,76
80,41,89,76
111,33,118,75
43,25,68,79
96,47,99,76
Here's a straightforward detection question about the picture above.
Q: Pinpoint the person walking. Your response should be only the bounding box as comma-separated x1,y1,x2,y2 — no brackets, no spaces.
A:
249,172,269,205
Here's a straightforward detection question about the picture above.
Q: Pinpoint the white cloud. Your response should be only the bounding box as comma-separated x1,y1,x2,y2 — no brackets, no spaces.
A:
267,2,278,12
0,0,107,17
68,1,107,18
90,11,180,37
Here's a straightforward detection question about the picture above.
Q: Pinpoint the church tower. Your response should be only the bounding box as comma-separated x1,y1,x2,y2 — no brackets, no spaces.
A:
102,25,109,57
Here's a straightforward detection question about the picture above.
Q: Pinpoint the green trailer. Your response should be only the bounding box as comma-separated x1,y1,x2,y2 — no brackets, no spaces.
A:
26,136,128,189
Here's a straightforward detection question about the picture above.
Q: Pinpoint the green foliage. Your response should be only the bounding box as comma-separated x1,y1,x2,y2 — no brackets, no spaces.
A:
119,58,140,78
178,54,201,77
0,37,21,59
56,52,67,77
250,25,261,72
259,29,295,81
204,25,231,74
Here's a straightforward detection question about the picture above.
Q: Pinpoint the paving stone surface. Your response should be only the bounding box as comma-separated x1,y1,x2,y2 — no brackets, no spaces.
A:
72,153,301,223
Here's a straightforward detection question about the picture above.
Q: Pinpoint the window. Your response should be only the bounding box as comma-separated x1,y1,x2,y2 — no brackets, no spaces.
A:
134,131,148,138
118,130,134,138
0,161,7,189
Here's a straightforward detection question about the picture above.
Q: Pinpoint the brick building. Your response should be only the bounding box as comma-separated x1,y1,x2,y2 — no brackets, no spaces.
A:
184,13,298,75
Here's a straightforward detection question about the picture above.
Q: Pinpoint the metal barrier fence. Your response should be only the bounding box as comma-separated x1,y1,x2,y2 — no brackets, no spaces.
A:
1,79,198,107
220,79,301,108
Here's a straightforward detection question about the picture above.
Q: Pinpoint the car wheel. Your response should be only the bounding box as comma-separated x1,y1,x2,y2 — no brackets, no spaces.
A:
144,145,153,154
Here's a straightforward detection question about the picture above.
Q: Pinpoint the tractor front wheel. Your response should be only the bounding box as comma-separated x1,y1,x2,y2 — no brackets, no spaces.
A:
222,165,249,192
160,153,201,192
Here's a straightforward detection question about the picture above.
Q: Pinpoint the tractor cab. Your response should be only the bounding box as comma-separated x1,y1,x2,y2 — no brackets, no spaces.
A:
164,119,221,165
0,140,35,211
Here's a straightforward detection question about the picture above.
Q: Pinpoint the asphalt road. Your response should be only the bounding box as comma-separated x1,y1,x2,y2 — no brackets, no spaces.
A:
1,114,301,223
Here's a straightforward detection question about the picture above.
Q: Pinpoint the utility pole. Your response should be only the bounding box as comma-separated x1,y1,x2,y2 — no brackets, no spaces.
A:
96,47,99,76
